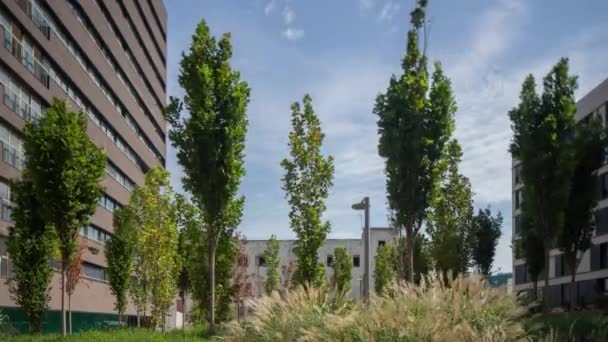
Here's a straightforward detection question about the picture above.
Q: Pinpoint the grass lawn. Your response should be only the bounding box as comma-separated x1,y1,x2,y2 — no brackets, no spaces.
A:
5,327,210,341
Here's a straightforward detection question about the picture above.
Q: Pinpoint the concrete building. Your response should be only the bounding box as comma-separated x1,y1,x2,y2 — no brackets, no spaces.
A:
512,78,608,308
242,227,396,300
0,0,167,332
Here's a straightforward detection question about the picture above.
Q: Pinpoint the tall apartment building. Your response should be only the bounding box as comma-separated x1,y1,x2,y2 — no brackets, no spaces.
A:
512,78,608,308
0,0,167,332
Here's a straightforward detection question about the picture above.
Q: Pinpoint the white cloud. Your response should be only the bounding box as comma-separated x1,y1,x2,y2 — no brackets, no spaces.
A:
359,0,375,11
379,1,400,22
264,0,277,15
282,27,305,41
283,6,295,25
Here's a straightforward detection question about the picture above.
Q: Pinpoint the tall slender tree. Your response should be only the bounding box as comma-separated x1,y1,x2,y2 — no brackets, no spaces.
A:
106,207,138,324
65,243,86,334
471,208,503,276
559,118,606,309
375,0,456,281
332,247,353,294
165,19,249,331
23,98,105,335
374,243,396,294
129,167,181,330
7,179,54,333
427,140,474,278
413,234,432,284
281,95,334,287
508,59,578,310
520,214,545,301
263,235,281,295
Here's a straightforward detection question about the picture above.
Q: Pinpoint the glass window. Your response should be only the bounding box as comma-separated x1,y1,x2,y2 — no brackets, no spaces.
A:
326,255,333,267
258,256,266,267
83,262,106,281
353,255,360,267
602,174,608,199
378,240,386,247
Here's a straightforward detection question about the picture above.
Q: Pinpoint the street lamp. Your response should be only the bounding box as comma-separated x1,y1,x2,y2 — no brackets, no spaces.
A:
352,197,370,299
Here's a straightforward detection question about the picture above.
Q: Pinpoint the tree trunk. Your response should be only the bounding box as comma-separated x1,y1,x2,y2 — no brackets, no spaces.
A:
532,279,538,301
569,256,578,311
69,294,72,334
137,312,141,328
208,238,217,333
61,261,66,336
406,233,415,282
181,293,187,329
542,243,550,313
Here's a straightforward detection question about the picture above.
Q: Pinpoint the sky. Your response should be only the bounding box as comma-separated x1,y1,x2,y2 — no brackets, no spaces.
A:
164,0,608,274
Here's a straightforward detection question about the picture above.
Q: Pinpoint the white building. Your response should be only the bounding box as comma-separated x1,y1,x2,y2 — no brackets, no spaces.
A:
242,227,396,299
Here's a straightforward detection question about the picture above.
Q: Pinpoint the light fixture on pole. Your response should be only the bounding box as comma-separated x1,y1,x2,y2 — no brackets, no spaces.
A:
352,197,370,298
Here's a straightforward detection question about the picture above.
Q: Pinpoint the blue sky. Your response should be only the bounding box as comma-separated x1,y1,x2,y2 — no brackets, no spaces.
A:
165,0,608,273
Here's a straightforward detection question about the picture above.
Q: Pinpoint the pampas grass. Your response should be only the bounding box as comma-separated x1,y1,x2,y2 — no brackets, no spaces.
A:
223,274,527,342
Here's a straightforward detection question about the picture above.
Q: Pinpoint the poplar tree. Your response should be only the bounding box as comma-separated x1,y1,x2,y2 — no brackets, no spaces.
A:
471,208,503,276
263,235,281,294
106,207,138,324
508,59,578,310
375,0,456,281
332,247,353,294
129,167,181,330
281,95,334,286
7,179,54,333
23,98,105,336
165,19,249,331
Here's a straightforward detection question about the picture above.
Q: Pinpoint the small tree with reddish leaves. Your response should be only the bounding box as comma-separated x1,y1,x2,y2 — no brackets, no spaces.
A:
65,243,87,334
233,235,252,322
281,260,296,290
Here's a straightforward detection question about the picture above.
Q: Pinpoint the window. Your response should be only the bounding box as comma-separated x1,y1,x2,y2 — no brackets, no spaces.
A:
79,225,111,244
258,256,266,267
353,255,360,267
378,241,386,247
326,255,334,267
83,262,107,282
0,255,11,279
602,173,608,199
0,124,24,170
0,180,12,223
98,194,121,212
514,215,522,237
515,190,523,209
602,243,608,270
106,162,135,191
514,164,522,185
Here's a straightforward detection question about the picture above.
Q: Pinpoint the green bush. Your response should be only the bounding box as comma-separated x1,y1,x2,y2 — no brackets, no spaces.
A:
224,274,527,341
526,313,608,341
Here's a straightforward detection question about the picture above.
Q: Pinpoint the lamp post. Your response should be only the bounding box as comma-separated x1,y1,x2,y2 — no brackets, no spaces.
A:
352,197,370,298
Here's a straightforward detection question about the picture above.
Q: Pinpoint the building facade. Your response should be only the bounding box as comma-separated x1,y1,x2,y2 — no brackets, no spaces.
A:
242,227,396,300
512,78,608,308
0,0,167,332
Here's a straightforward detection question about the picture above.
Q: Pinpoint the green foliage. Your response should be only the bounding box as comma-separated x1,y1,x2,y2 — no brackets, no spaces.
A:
7,179,54,333
519,214,545,293
281,94,334,287
472,208,503,276
129,167,181,329
106,207,138,322
427,140,474,278
559,117,607,306
22,98,105,335
185,226,238,324
508,58,579,309
413,234,432,284
332,247,353,294
263,235,280,294
224,275,526,341
165,18,249,329
374,243,396,294
526,313,608,341
375,0,456,281
5,327,210,341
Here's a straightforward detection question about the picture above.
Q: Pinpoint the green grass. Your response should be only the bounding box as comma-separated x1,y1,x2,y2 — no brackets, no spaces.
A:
5,327,210,341
525,312,608,340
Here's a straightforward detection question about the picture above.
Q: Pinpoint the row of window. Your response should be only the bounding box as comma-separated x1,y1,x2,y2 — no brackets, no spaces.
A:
106,162,135,192
60,0,166,148
79,224,111,244
242,254,362,268
0,64,44,121
1,6,148,171
22,0,164,163
92,0,165,102
0,121,24,171
146,0,166,42
0,13,49,88
129,0,166,67
98,194,121,213
83,261,108,282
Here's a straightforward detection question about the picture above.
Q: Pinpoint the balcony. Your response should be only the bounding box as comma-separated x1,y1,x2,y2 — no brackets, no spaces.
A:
3,30,49,88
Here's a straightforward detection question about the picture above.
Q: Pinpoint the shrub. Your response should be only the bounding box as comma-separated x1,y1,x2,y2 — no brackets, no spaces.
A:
224,274,527,341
